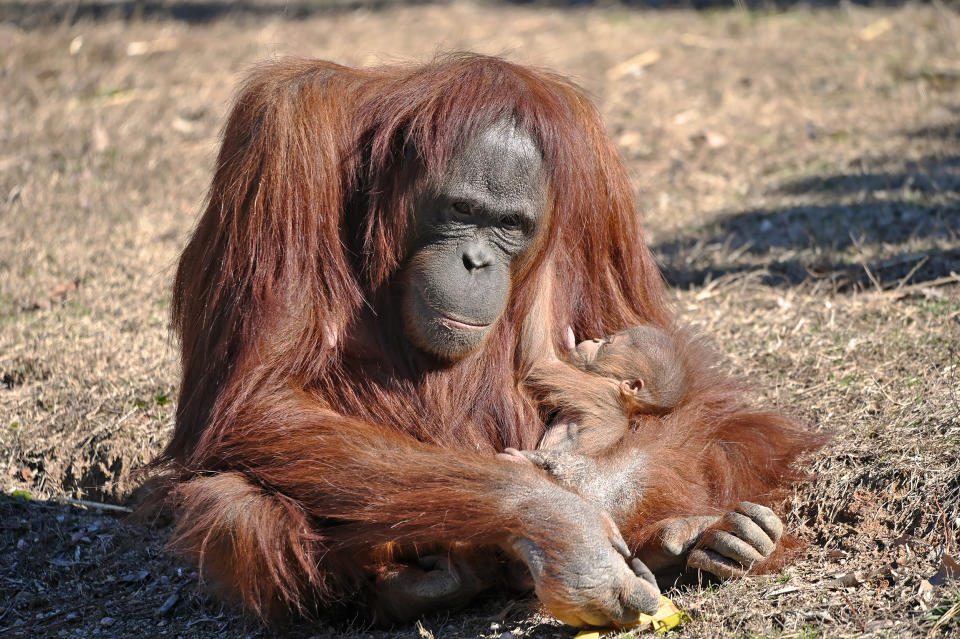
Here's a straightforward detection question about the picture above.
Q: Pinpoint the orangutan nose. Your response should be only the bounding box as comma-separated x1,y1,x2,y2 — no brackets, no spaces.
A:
462,243,494,272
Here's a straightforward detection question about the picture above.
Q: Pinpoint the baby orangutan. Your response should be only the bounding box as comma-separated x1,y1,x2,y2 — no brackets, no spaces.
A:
527,325,693,455
503,324,795,584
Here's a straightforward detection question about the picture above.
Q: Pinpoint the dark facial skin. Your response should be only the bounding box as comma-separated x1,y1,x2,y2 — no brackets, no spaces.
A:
402,122,547,360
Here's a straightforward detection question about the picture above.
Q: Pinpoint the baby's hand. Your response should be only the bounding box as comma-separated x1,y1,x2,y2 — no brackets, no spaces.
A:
498,448,597,495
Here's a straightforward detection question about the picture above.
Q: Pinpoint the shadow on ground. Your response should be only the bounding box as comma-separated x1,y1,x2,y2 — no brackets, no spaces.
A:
0,0,937,29
0,495,558,638
0,0,432,28
0,495,216,637
655,124,960,291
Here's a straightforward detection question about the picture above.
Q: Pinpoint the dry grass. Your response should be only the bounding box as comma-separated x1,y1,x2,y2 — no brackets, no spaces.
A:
1,2,959,637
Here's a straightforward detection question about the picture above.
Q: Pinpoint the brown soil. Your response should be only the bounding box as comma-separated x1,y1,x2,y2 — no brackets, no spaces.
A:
1,2,959,637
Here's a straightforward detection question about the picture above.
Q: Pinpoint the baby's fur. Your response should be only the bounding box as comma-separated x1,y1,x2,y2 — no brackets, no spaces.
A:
525,325,694,454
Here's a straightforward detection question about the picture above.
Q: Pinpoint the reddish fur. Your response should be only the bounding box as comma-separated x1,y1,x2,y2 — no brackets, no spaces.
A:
525,325,697,454
155,53,820,621
616,361,826,572
526,322,824,571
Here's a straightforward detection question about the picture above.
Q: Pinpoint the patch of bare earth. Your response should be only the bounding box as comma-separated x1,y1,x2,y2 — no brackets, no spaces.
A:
1,2,958,637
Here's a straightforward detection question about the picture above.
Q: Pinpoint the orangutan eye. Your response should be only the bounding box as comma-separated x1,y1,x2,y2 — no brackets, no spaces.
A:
451,201,472,217
501,214,522,230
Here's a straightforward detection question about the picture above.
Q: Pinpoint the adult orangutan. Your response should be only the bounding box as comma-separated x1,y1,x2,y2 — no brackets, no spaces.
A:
156,54,820,628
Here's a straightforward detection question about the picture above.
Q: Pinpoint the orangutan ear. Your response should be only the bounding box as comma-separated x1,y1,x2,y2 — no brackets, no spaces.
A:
619,378,644,398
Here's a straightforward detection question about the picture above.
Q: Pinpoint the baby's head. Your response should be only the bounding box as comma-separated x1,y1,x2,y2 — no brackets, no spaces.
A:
565,325,683,406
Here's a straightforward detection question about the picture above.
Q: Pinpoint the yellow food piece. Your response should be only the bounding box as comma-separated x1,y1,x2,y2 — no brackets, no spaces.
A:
573,596,685,638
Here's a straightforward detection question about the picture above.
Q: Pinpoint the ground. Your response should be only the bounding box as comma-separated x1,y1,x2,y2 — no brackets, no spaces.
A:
1,2,959,637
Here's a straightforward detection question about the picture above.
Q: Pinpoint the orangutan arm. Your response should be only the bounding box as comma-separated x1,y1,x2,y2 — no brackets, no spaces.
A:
501,405,796,583
170,390,659,627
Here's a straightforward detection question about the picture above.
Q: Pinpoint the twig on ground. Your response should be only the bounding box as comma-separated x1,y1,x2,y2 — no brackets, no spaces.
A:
840,590,866,632
49,496,132,513
872,272,960,299
860,261,884,293
895,255,931,290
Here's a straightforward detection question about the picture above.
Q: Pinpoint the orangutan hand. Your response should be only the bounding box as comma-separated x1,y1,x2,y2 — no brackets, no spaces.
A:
506,480,660,627
373,552,492,623
686,502,784,579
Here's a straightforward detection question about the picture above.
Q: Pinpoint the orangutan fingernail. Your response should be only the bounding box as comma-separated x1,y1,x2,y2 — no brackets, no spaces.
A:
563,326,575,352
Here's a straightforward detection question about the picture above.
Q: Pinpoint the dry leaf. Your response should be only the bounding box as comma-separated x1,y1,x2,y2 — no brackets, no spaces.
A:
92,124,110,153
705,132,727,149
930,552,960,587
858,18,892,42
690,131,728,149
607,50,661,81
126,37,178,57
617,131,644,148
824,571,863,588
416,620,434,639
673,109,698,125
50,278,79,299
766,585,800,598
120,570,150,583
28,278,80,310
172,117,196,134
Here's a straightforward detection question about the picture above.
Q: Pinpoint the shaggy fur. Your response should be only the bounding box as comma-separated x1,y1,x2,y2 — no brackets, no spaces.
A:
154,53,821,620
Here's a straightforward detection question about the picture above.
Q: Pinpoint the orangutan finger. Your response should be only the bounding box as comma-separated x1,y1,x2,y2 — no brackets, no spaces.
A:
631,557,657,586
701,529,764,566
687,548,745,580
599,510,631,559
658,516,720,556
736,502,784,544
720,511,776,556
622,566,660,616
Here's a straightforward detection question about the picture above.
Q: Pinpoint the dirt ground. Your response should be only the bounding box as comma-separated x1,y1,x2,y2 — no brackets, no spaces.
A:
1,1,959,637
